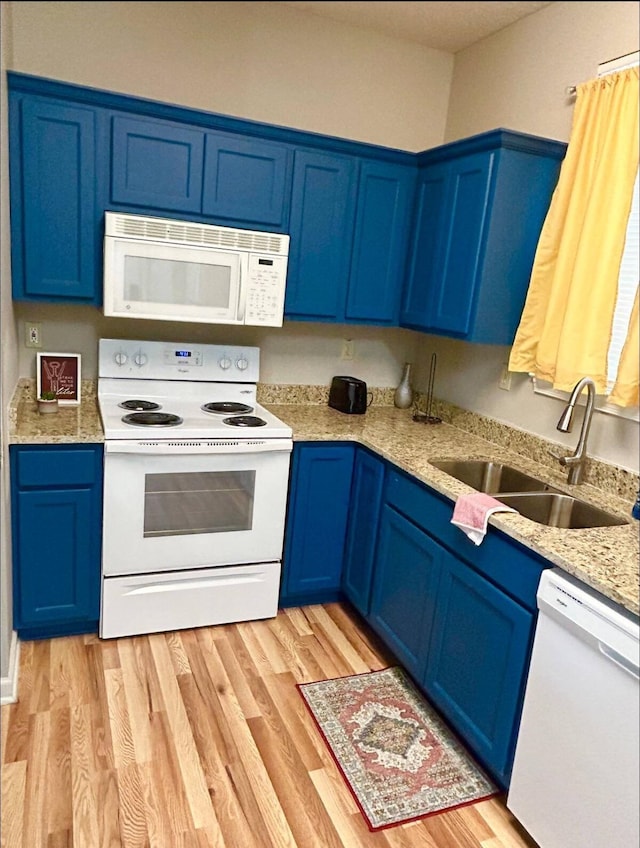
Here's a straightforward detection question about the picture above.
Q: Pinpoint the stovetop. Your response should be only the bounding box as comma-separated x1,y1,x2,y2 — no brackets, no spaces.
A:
98,377,292,440
97,339,292,441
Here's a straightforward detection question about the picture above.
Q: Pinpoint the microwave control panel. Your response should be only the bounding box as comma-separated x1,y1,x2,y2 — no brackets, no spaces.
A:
245,255,287,326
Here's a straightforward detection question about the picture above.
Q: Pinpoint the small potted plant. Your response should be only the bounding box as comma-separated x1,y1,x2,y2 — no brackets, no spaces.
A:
37,390,59,414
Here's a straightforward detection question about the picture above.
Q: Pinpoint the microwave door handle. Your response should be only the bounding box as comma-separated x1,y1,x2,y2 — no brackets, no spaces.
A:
236,260,245,322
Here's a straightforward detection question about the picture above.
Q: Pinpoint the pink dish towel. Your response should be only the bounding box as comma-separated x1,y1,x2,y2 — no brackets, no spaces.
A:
451,492,517,545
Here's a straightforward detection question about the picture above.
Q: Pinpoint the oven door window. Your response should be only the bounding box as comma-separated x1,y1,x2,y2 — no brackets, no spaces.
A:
143,470,255,537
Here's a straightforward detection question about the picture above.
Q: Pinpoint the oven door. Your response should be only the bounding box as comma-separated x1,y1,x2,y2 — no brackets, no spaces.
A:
102,439,292,577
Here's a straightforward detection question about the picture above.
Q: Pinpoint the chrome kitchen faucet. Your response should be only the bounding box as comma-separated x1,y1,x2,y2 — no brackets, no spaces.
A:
549,377,596,484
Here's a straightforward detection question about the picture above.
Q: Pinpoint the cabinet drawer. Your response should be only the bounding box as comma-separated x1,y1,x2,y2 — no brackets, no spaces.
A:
385,470,548,610
16,447,100,487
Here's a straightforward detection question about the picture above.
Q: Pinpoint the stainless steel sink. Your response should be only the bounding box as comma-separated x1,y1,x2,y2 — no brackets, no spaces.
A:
430,459,554,494
495,493,628,529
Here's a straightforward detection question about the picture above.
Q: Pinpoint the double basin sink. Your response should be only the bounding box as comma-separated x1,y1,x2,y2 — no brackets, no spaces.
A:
430,459,627,529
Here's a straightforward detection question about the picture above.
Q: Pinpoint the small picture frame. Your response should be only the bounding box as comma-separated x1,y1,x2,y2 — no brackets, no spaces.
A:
37,352,81,406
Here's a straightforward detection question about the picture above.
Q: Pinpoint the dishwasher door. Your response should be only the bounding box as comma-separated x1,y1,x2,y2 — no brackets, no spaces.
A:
507,568,639,848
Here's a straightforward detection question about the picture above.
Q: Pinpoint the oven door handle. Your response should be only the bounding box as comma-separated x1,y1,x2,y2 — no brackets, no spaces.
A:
104,438,293,455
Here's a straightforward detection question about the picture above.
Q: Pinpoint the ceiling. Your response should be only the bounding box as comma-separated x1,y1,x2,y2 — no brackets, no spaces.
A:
275,1,554,52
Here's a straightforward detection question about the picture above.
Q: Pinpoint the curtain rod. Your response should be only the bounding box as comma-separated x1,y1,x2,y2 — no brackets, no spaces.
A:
566,51,639,98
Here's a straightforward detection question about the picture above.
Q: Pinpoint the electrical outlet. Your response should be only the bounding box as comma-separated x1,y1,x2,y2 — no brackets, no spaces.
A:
341,339,355,361
499,363,512,391
25,322,42,348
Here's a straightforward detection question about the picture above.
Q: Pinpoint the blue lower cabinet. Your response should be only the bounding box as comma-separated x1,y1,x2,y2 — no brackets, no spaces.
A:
281,443,355,607
368,505,442,680
423,548,534,788
341,448,385,617
10,444,103,639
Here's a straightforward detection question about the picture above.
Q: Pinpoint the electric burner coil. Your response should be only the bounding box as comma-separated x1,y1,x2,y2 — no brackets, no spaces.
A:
121,412,183,427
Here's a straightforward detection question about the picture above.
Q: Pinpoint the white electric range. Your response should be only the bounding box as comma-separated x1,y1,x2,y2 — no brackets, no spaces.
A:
97,338,293,639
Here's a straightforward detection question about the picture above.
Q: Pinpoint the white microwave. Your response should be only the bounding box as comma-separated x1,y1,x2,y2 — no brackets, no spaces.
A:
103,212,289,326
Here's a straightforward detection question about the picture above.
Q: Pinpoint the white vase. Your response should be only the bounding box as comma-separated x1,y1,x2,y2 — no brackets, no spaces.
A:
394,363,413,409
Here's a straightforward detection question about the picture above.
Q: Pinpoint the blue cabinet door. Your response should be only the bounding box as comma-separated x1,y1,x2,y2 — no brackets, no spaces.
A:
345,161,416,324
342,449,385,616
424,550,534,787
402,152,493,333
111,114,204,212
284,150,357,320
11,97,98,302
15,488,98,629
202,132,290,227
10,444,103,639
400,160,450,328
368,505,442,680
426,152,494,335
401,132,565,343
281,443,355,605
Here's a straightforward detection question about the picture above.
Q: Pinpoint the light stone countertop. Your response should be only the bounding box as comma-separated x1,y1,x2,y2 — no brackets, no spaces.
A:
8,386,639,617
268,403,639,618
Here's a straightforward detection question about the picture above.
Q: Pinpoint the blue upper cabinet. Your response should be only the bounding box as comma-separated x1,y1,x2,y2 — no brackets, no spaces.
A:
346,161,416,324
401,130,566,344
285,149,358,320
285,151,416,324
394,161,449,328
202,132,290,228
9,95,100,303
8,77,564,325
111,115,205,213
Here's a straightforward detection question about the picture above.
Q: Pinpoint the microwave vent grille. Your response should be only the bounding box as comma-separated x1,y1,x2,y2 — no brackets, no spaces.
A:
108,213,287,255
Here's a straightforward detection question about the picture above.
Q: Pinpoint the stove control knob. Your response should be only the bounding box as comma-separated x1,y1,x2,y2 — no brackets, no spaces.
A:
134,352,148,368
236,357,249,371
114,351,128,366
219,356,232,370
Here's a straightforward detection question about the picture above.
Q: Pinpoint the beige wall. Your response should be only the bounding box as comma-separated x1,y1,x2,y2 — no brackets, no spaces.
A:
412,0,639,474
1,0,19,680
14,301,422,389
8,0,452,151
446,0,640,143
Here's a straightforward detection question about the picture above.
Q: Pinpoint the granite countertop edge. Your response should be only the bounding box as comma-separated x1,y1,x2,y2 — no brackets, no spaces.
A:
9,392,639,617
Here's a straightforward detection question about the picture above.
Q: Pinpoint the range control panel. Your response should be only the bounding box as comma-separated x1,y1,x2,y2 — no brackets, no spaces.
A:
98,338,260,383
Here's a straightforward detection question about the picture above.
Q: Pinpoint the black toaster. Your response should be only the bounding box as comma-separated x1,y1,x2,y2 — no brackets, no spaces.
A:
328,376,369,414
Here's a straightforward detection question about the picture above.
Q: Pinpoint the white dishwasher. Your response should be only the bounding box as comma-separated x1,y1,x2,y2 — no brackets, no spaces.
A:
507,567,639,848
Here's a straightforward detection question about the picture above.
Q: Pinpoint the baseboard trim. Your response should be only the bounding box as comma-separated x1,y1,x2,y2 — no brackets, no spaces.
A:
0,631,20,704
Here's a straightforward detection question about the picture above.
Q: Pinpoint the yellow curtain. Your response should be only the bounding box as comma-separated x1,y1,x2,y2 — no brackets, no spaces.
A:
609,286,639,407
508,67,639,396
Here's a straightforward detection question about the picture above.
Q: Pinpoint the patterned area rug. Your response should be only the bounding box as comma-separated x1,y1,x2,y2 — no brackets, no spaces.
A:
298,666,499,831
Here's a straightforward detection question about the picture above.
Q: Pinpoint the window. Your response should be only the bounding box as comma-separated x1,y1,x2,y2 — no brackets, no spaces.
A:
532,51,639,421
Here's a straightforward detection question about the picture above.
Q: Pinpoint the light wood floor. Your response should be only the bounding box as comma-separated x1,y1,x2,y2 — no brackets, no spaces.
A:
1,603,539,848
